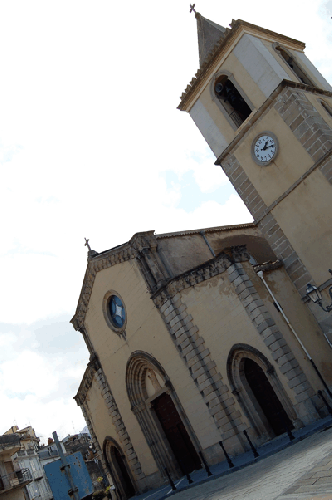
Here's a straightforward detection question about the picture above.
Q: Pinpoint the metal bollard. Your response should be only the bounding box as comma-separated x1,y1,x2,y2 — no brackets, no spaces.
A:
243,430,259,458
185,472,193,484
218,440,234,468
164,468,176,491
199,451,212,476
278,411,295,442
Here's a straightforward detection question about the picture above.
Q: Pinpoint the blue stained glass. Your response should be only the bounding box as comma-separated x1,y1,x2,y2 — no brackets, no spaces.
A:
108,295,126,328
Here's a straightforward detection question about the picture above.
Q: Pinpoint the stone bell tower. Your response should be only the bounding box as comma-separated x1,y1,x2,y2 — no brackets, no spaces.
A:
178,12,332,335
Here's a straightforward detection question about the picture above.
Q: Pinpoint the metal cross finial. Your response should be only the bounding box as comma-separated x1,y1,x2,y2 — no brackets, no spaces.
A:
190,4,196,14
84,238,91,252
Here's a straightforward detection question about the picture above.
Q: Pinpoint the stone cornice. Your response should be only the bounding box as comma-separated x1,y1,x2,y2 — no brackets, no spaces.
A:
253,259,283,273
71,226,258,332
214,80,332,167
74,355,101,406
156,222,256,239
74,362,96,406
152,250,241,307
178,20,305,112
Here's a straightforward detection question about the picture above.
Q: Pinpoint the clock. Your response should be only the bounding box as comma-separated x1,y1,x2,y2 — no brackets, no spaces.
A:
251,132,278,166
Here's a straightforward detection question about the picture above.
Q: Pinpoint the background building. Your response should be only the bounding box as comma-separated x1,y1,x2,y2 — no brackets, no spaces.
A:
0,430,32,500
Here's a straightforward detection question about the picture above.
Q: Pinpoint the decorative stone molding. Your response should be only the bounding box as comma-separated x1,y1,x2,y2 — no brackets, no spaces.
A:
228,262,319,424
253,260,283,273
74,355,100,406
103,436,137,498
152,251,234,306
227,343,299,439
153,252,248,452
71,231,171,332
74,355,145,487
126,352,202,479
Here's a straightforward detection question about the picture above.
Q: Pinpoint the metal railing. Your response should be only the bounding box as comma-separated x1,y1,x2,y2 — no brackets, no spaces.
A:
0,469,32,492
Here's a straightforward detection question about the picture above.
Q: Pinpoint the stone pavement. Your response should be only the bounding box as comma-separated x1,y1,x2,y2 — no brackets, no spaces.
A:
133,420,332,500
172,426,332,500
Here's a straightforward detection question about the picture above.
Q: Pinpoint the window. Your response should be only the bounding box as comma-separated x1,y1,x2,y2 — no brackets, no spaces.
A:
276,47,314,86
214,76,251,128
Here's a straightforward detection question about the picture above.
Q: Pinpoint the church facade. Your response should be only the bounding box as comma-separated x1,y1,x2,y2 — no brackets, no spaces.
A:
72,13,332,499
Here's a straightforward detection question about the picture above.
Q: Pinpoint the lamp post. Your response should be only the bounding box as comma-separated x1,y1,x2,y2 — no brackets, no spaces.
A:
306,270,332,313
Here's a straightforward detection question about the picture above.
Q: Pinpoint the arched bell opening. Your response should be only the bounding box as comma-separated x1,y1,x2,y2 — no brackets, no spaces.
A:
103,437,136,500
227,344,298,443
214,75,252,128
126,351,202,480
275,46,314,86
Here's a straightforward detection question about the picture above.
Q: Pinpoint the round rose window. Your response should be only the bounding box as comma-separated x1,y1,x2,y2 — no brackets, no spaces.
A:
108,295,126,329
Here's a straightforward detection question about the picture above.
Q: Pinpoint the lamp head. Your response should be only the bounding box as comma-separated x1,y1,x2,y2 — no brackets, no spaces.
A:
306,283,322,304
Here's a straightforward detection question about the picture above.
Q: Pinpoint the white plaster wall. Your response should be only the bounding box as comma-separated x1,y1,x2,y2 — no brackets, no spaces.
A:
233,34,289,97
295,51,332,91
190,99,228,156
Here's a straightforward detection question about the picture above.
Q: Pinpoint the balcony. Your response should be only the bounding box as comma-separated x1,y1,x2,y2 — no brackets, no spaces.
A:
0,469,32,494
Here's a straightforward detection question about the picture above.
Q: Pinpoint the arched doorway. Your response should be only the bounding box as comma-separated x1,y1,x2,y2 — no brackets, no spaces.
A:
151,393,201,475
243,358,293,436
227,344,298,440
104,438,135,500
126,351,202,479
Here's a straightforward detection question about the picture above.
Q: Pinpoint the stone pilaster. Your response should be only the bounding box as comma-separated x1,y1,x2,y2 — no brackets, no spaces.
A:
222,153,314,298
228,262,319,424
154,253,248,452
74,357,146,488
94,366,146,485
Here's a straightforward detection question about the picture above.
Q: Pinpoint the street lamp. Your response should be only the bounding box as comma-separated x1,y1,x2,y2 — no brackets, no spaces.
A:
306,270,332,313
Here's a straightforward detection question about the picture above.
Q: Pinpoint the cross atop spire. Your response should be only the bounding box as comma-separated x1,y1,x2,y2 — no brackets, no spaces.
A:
190,4,196,14
84,238,91,252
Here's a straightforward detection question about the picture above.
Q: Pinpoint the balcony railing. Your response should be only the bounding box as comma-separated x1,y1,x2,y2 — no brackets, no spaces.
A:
0,469,32,492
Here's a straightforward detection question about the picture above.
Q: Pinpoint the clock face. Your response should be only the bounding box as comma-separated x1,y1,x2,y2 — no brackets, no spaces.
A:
253,134,278,165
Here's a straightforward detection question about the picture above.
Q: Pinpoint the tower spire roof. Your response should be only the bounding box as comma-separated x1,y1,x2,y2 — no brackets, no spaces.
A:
195,12,226,68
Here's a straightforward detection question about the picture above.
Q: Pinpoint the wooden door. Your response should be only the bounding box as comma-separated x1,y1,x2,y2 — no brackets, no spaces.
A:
244,358,293,436
152,393,201,475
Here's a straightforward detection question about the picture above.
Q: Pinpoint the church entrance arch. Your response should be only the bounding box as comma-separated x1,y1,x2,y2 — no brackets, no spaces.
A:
227,344,297,440
104,437,135,500
126,351,201,479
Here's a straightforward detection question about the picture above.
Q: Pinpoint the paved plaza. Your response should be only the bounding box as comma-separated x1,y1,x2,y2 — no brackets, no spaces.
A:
172,426,332,500
134,420,332,500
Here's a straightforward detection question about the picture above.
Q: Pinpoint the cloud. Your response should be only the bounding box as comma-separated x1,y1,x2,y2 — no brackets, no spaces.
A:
0,315,89,442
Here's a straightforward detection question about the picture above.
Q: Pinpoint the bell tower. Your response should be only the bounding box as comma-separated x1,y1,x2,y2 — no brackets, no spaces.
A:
179,13,332,334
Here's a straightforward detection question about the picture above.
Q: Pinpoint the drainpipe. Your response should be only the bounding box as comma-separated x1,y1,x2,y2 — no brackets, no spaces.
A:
257,270,332,399
199,231,215,257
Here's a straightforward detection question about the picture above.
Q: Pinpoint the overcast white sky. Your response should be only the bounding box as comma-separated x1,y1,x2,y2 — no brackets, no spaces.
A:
0,0,331,444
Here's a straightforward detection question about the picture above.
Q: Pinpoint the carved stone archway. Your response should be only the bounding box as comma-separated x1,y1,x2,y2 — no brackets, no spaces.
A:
126,351,202,480
103,437,136,500
227,344,299,442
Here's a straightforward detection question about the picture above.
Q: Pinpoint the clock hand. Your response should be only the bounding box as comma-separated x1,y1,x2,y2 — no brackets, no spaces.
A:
262,141,269,151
